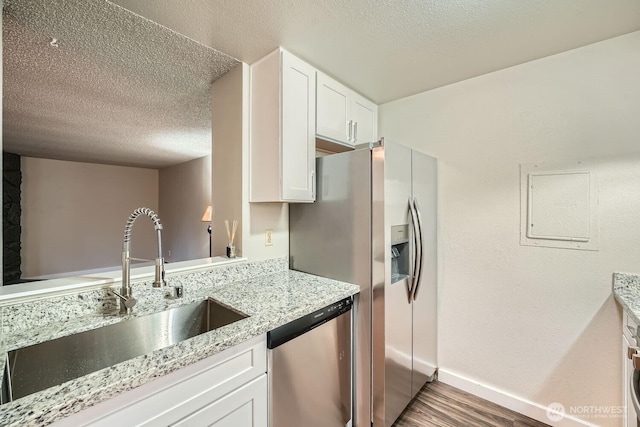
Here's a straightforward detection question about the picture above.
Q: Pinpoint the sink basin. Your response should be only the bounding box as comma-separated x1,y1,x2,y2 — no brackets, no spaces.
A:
1,298,248,404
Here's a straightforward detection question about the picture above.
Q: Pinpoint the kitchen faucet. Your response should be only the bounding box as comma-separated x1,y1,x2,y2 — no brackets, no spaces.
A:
113,207,167,314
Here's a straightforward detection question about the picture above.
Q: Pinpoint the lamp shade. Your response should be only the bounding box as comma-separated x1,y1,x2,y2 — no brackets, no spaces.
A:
201,205,212,222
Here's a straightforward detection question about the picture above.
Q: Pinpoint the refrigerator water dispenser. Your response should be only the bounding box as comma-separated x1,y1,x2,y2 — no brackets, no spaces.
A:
391,224,409,283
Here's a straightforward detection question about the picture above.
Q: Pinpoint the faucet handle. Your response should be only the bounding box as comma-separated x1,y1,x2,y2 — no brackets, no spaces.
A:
122,296,137,309
112,290,137,311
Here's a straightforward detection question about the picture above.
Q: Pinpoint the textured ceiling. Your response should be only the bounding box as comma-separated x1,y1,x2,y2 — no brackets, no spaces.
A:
112,0,640,104
2,0,239,168
5,1,640,167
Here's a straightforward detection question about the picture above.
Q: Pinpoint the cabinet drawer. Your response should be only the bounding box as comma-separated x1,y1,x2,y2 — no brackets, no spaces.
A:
54,335,266,427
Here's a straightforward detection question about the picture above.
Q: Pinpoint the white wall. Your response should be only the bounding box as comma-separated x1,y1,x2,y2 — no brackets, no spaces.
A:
212,63,289,261
159,156,211,262
379,31,640,427
21,157,158,278
212,65,244,257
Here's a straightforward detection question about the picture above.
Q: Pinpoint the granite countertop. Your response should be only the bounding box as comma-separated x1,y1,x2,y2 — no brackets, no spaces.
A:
613,272,640,325
0,259,359,426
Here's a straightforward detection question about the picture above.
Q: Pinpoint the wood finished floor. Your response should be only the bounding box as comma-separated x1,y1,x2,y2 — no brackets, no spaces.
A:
393,381,550,427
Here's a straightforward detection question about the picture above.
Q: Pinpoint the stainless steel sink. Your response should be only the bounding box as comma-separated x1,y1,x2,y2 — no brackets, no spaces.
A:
0,298,248,404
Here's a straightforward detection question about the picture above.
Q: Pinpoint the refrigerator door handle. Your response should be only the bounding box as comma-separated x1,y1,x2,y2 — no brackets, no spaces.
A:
408,197,421,301
412,197,425,301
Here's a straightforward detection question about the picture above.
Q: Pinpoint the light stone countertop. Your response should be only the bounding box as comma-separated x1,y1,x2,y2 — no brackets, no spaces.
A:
0,258,359,426
613,272,640,326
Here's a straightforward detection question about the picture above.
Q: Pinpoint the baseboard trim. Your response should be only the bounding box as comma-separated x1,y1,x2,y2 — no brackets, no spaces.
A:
437,369,600,427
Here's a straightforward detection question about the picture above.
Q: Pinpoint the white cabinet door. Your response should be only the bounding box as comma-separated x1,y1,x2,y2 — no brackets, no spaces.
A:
315,71,377,150
316,73,350,145
351,93,377,145
281,51,316,202
173,375,267,427
250,48,316,203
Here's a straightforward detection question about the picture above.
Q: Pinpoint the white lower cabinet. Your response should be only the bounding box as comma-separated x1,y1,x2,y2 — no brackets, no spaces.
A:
174,375,267,427
52,335,267,427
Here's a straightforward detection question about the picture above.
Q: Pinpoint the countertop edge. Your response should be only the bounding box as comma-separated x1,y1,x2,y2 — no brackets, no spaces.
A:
613,272,640,326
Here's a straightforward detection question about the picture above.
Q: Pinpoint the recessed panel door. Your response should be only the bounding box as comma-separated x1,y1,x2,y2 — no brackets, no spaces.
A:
281,51,316,201
316,73,350,145
351,94,377,145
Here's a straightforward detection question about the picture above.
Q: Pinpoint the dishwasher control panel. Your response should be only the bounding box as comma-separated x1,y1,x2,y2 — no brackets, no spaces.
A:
325,297,352,316
267,297,353,349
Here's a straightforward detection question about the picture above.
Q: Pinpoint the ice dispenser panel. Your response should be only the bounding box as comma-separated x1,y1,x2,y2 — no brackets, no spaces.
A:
391,225,409,283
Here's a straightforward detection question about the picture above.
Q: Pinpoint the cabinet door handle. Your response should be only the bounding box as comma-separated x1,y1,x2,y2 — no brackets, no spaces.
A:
311,170,316,200
347,120,353,142
353,121,358,142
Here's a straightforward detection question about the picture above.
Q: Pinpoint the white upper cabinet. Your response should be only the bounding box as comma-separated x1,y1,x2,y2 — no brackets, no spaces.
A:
316,73,350,143
316,72,378,147
250,48,316,203
350,92,377,146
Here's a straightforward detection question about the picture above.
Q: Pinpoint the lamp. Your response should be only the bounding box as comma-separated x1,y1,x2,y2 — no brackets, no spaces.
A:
201,205,212,257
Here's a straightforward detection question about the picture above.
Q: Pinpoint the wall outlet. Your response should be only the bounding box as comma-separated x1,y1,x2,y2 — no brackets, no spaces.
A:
265,229,273,246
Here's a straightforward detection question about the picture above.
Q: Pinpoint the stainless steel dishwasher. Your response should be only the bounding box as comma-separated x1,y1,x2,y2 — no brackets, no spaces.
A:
267,297,353,427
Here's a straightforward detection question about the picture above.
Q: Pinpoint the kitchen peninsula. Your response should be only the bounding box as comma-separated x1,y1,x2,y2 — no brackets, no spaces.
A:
0,258,359,426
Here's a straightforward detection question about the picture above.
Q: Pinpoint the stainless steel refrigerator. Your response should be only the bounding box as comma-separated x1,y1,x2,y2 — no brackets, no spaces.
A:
290,139,437,427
